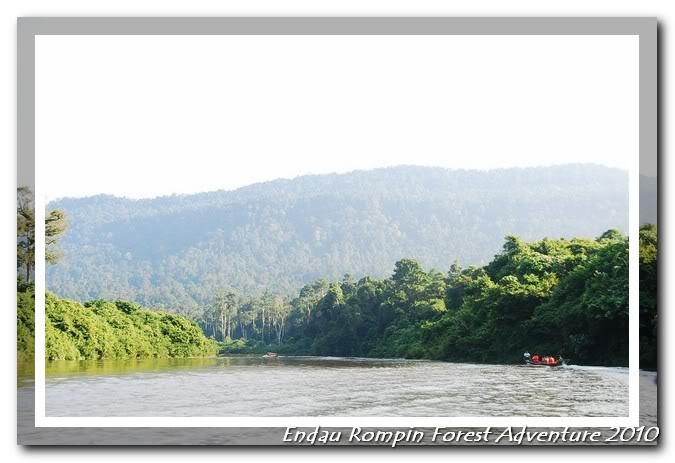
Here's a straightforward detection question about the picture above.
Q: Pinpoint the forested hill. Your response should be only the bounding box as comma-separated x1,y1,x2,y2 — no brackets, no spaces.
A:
47,164,630,316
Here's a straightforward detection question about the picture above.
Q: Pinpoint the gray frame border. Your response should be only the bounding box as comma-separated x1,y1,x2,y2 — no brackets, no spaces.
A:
17,17,657,446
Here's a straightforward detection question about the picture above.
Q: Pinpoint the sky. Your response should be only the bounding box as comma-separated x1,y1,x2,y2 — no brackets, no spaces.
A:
36,34,639,200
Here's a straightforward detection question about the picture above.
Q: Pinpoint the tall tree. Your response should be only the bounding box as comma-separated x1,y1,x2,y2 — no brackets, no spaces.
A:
269,295,290,345
211,290,238,341
46,209,67,264
17,186,67,282
17,187,35,282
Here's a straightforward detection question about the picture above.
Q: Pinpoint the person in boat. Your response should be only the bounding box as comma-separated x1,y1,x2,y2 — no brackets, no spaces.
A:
524,352,563,366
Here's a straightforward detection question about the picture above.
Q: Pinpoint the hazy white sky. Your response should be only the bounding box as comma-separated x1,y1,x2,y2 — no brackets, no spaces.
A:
36,34,638,200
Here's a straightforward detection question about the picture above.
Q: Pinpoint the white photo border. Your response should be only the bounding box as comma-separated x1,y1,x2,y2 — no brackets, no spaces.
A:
21,18,653,431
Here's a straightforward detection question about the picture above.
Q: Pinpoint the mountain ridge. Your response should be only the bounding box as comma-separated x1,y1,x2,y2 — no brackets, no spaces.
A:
47,164,641,315
50,162,625,204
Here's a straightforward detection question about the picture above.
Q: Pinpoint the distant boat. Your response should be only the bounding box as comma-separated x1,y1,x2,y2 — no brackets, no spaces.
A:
523,352,565,367
262,352,278,359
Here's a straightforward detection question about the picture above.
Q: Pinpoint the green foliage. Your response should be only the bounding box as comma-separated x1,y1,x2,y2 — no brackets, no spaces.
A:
25,226,655,367
18,163,657,368
271,230,647,367
18,289,218,361
528,234,629,365
17,288,35,362
23,226,656,367
164,228,652,368
218,338,268,355
639,224,657,370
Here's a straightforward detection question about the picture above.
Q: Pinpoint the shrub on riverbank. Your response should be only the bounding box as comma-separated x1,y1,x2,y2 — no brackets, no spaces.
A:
218,338,270,355
19,290,218,361
17,286,35,362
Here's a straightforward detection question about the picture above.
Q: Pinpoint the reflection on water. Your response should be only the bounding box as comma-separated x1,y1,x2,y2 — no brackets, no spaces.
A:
45,357,223,378
43,356,629,418
18,359,34,387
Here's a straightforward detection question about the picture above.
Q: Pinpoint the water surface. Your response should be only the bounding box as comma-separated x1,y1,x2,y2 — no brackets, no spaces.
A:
44,356,629,417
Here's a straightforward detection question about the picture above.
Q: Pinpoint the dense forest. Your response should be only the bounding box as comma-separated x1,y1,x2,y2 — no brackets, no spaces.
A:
206,226,656,368
17,281,218,361
18,165,657,368
18,226,656,367
46,164,635,316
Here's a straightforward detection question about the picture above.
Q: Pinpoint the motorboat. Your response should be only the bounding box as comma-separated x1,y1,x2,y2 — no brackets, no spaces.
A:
523,352,565,367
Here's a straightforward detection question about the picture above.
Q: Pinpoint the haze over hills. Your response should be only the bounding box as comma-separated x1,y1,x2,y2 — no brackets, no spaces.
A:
46,164,637,316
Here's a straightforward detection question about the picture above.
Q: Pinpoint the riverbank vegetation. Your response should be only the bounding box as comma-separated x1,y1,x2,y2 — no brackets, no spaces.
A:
214,226,656,368
18,288,218,361
17,185,656,368
17,187,218,361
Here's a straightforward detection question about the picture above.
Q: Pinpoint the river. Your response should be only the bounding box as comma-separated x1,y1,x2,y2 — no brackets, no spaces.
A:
40,356,631,417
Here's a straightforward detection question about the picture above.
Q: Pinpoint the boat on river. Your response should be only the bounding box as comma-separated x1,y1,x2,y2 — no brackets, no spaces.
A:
262,352,278,359
523,352,565,367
